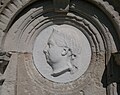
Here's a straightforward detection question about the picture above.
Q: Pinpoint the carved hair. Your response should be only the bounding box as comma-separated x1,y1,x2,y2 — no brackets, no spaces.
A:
51,27,81,56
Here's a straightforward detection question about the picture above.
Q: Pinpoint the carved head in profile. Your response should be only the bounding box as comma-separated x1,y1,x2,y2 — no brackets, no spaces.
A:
43,26,81,77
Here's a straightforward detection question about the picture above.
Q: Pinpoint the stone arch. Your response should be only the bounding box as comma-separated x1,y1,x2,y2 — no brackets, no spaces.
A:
0,0,119,50
0,0,119,34
0,0,120,95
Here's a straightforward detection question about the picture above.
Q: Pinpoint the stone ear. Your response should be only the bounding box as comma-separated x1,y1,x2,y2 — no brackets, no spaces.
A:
71,54,76,60
61,48,69,56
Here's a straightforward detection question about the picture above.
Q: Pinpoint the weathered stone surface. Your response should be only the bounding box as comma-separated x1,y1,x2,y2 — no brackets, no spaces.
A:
1,53,17,95
0,0,119,95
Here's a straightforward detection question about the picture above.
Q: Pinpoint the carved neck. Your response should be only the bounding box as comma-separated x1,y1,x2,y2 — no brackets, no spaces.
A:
51,61,72,77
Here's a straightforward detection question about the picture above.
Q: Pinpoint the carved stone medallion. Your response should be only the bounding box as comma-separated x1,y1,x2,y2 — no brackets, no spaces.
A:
33,24,91,83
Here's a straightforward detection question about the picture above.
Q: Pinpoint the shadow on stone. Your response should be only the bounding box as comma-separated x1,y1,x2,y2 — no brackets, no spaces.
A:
0,52,11,74
101,53,120,95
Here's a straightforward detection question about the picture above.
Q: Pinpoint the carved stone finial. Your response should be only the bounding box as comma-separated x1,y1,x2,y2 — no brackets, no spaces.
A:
53,0,70,12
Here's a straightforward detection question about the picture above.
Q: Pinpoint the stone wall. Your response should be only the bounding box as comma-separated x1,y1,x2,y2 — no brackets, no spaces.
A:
0,0,120,95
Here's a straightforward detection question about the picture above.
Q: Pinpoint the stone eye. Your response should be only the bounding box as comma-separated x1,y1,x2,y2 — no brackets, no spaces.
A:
48,43,51,48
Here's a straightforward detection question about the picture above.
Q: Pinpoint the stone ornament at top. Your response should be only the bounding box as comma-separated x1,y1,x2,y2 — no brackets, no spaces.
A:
33,24,91,83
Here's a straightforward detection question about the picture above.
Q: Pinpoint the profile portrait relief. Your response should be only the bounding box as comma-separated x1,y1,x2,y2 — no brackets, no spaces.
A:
43,27,82,77
33,24,91,82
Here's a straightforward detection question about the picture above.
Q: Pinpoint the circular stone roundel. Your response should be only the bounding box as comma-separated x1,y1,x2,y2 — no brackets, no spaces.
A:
33,24,91,83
